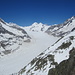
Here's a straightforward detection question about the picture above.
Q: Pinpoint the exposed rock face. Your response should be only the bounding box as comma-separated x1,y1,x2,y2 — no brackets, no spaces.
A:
48,47,75,75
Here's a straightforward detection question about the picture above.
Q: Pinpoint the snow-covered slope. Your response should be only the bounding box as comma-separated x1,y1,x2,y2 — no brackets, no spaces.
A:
0,18,31,57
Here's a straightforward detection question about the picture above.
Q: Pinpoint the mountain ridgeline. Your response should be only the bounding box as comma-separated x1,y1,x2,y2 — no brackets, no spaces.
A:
0,16,75,75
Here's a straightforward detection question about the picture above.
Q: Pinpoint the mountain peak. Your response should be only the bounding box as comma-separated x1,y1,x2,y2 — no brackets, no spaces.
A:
32,22,38,26
68,16,75,21
39,22,43,25
31,22,44,27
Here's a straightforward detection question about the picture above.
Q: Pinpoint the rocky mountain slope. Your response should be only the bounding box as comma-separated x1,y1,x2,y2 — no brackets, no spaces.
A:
46,16,75,37
0,16,75,75
0,18,31,57
0,19,30,57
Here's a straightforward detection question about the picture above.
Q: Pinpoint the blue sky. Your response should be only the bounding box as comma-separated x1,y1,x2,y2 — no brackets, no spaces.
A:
0,0,75,26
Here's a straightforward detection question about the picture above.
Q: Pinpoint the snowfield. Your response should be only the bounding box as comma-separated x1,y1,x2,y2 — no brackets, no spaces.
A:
0,28,59,75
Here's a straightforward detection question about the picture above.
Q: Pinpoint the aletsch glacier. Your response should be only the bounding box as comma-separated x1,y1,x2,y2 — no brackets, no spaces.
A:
0,16,75,75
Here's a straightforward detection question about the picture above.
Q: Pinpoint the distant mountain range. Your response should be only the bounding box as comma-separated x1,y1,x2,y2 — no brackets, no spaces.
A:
0,16,75,75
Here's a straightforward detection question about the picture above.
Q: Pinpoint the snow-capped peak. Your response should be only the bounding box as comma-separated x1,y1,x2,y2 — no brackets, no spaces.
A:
39,22,43,25
69,16,75,20
26,22,49,32
32,22,38,26
31,22,43,26
64,16,75,24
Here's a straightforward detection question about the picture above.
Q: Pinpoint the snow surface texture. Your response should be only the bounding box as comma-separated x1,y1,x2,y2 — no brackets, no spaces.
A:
0,16,75,75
